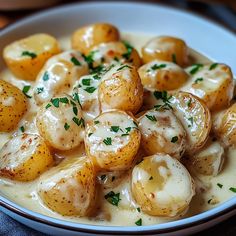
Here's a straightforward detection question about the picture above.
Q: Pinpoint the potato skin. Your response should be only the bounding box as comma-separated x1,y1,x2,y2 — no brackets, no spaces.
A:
138,109,186,159
3,34,60,81
138,60,188,91
0,80,27,132
185,63,234,111
99,64,143,114
0,134,53,181
84,110,141,171
71,23,120,55
38,156,96,216
213,103,236,147
131,154,195,217
36,95,85,151
142,36,189,67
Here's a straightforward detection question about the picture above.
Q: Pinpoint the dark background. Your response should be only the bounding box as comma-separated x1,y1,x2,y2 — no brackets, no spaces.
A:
0,0,235,235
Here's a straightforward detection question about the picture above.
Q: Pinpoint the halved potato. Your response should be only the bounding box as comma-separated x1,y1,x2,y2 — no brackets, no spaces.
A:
0,80,27,132
84,110,141,171
89,41,141,68
36,95,84,151
34,50,88,105
99,64,143,114
142,36,189,67
138,60,188,91
0,134,53,181
184,63,234,111
213,103,236,147
186,140,225,176
71,23,120,54
138,109,186,159
38,156,96,216
131,154,195,217
3,33,60,81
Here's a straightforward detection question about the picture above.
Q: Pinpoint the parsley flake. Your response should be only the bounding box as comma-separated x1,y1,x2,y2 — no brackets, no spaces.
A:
88,132,93,137
188,117,194,127
137,207,141,213
51,98,60,108
172,54,177,64
229,187,236,193
103,137,112,145
45,103,51,109
117,64,132,71
194,77,204,84
71,56,81,66
149,176,153,180
36,87,44,94
135,218,142,226
171,136,178,143
122,41,133,60
21,51,37,59
209,63,218,70
145,114,157,122
217,183,223,189
22,85,32,98
72,117,85,127
189,64,203,75
82,78,91,86
110,126,120,133
64,123,70,130
43,71,49,81
104,191,121,206
59,97,69,104
84,86,96,93
94,120,100,124
148,64,166,72
20,126,25,132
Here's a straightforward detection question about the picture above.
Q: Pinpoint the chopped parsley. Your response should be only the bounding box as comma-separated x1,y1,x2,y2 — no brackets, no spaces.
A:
64,123,70,130
188,117,194,127
73,106,78,116
100,175,106,181
82,78,91,86
189,64,203,75
104,191,121,206
147,64,166,72
36,87,44,94
20,126,25,132
93,74,101,80
122,41,133,60
229,187,236,193
45,103,51,109
133,121,138,127
84,86,96,93
72,92,81,107
172,54,177,64
171,136,178,143
149,176,153,180
145,114,157,122
88,132,93,137
110,126,120,133
137,207,141,213
208,199,212,204
21,51,37,59
71,56,81,66
217,183,223,189
135,218,142,226
194,77,204,84
187,99,192,107
103,137,112,145
153,90,173,110
59,97,69,104
42,71,49,81
94,120,100,124
72,117,85,127
209,63,218,70
117,64,132,71
83,50,97,67
51,98,60,108
22,85,32,98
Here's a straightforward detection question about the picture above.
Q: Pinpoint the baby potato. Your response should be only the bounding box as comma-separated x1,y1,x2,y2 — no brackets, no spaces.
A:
187,140,225,176
84,110,141,171
138,109,186,159
38,156,96,216
99,64,143,114
184,63,234,111
34,50,88,105
0,134,53,181
36,95,85,151
138,60,188,91
0,80,27,132
213,103,236,147
71,23,120,55
131,154,195,217
142,36,189,67
89,41,141,68
3,33,60,81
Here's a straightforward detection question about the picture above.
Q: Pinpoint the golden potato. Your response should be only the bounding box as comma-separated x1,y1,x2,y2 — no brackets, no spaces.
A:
99,64,143,114
36,95,85,151
142,36,189,67
138,60,188,91
89,41,141,68
186,140,225,176
213,103,236,147
131,154,195,217
3,33,60,81
184,63,234,111
138,109,186,159
71,23,120,55
0,80,27,132
34,50,88,105
84,110,141,171
0,134,53,181
38,156,96,216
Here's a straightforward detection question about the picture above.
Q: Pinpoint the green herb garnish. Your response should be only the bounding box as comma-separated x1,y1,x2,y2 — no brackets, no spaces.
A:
145,114,157,122
104,191,121,206
103,137,112,145
21,51,37,59
148,64,166,72
64,123,70,130
172,54,177,64
194,77,204,84
84,87,96,93
20,126,25,132
36,87,44,94
122,41,133,60
82,78,91,86
71,56,81,66
110,126,120,133
117,64,132,71
229,187,236,193
189,64,203,75
72,117,85,127
217,183,223,189
135,218,142,226
209,63,218,70
22,85,32,98
171,136,178,143
51,98,60,108
42,71,49,81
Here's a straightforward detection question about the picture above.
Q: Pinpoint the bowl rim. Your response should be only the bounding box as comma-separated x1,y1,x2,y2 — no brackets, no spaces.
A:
0,1,235,234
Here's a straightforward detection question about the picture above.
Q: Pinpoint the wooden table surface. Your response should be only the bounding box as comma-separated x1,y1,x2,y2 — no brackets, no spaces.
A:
0,0,235,236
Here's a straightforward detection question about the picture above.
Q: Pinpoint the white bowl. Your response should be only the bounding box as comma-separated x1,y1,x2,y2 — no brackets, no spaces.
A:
0,2,236,235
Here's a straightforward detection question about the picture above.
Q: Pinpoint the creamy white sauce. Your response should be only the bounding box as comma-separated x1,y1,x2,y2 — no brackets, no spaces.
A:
0,32,236,226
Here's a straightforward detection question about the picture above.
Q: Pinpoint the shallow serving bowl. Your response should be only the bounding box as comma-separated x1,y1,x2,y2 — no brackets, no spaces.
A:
0,2,236,235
